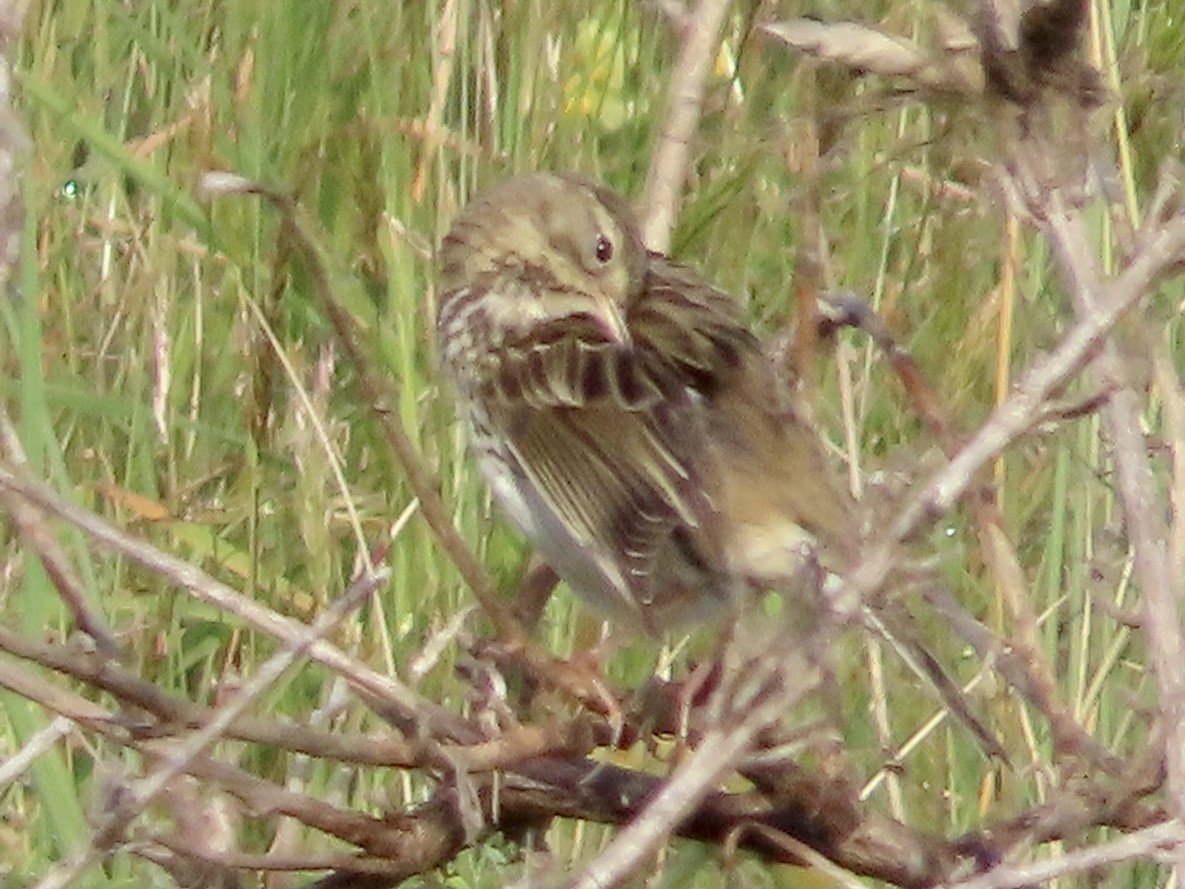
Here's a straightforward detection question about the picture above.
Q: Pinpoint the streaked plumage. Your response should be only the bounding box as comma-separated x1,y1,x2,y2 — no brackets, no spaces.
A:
436,172,856,632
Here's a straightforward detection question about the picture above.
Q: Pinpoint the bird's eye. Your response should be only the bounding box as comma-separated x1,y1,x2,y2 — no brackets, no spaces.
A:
594,233,614,263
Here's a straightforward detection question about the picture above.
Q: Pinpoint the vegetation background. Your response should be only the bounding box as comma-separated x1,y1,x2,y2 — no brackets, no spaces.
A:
0,0,1181,886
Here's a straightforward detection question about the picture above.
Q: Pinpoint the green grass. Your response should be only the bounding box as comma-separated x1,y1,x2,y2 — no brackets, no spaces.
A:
1,0,1181,885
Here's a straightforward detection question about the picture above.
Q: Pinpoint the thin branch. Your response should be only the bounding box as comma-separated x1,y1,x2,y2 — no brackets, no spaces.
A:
0,625,594,772
0,407,118,654
942,819,1185,889
641,0,732,251
0,458,481,744
835,211,1185,610
1041,177,1185,831
570,647,819,889
0,715,73,792
34,567,387,889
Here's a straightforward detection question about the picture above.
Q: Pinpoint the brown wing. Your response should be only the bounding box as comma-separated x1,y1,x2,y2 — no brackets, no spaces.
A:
481,317,724,624
491,397,716,610
638,255,859,579
632,254,755,392
474,253,855,623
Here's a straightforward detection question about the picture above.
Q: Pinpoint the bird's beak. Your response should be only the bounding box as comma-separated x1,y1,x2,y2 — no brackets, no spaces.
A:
594,294,630,345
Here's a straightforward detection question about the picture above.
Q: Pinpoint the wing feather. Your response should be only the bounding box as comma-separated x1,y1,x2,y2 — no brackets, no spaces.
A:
489,396,711,610
463,255,771,624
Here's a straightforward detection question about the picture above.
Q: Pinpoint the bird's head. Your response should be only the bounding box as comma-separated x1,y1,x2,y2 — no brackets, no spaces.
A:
438,172,648,345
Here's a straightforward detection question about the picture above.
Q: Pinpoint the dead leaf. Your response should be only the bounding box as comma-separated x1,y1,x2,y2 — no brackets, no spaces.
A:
94,480,172,522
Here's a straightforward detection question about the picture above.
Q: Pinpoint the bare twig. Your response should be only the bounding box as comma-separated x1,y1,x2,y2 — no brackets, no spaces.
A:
0,458,480,744
836,211,1185,610
0,625,597,772
0,715,73,792
942,819,1185,889
34,566,387,889
411,0,460,202
641,0,732,251
0,408,118,655
2,595,1169,888
810,297,1105,764
570,646,820,889
1039,172,1185,840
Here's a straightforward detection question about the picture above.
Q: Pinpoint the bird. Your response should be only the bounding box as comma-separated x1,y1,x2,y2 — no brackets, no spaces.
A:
435,171,859,634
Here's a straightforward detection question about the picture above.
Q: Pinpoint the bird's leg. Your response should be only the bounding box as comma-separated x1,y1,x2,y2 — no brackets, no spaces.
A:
471,634,627,753
544,650,625,741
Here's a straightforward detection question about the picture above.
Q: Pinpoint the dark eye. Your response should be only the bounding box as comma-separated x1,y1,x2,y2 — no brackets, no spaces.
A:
594,233,614,263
